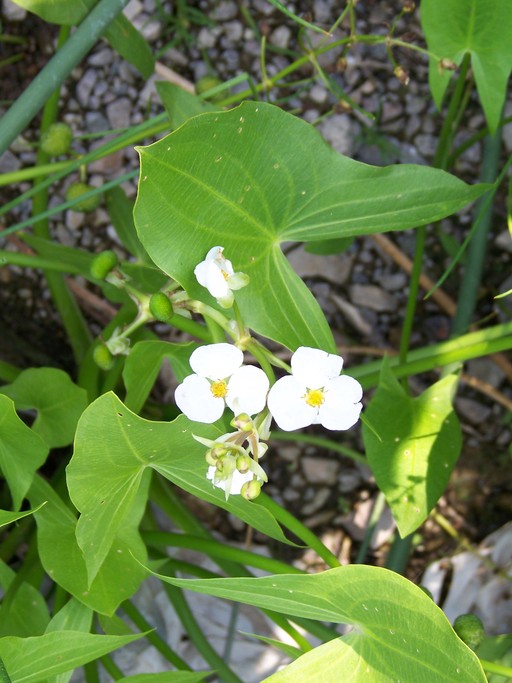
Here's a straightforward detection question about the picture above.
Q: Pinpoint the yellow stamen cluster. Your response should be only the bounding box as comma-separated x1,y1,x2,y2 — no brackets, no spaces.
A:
210,380,228,398
304,388,325,408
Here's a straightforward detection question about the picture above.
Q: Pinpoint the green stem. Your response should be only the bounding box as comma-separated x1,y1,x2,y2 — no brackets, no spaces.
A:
0,0,131,155
144,531,303,576
83,661,100,683
160,567,244,683
0,249,83,274
398,224,426,371
99,655,123,680
121,600,190,669
479,659,512,677
257,494,341,568
350,320,512,388
270,430,365,464
452,131,503,335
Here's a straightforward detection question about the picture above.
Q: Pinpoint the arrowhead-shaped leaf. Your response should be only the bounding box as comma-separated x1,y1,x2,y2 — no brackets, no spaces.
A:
421,0,512,134
0,368,88,448
134,101,487,351
150,565,486,683
67,393,292,585
0,395,48,510
362,361,462,537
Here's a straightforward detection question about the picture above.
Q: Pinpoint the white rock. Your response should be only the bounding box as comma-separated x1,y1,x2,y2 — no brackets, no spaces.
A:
349,283,397,312
2,0,26,20
318,113,357,156
106,97,131,130
302,457,340,485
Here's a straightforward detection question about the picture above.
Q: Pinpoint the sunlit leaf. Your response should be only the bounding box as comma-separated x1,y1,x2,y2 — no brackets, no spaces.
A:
134,101,487,351
149,565,486,683
421,0,512,134
362,360,462,537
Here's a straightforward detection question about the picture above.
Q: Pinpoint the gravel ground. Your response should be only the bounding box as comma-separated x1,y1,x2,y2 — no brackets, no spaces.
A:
1,0,512,662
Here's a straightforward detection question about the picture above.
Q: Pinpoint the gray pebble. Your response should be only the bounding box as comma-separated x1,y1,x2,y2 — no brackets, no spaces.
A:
211,0,238,21
302,457,340,485
106,97,132,130
318,114,356,156
350,283,397,312
302,488,332,516
85,112,109,133
76,69,97,108
89,48,114,67
223,20,243,43
270,25,291,50
456,397,492,425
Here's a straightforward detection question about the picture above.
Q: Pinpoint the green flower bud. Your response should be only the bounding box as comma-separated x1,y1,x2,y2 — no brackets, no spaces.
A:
231,413,253,432
93,344,115,370
66,182,101,212
41,122,73,157
236,454,251,473
453,614,485,651
149,292,174,323
241,479,262,501
90,250,118,280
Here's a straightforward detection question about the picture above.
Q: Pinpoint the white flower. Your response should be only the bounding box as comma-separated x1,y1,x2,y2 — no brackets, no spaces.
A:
194,246,249,308
267,346,363,431
206,466,264,498
175,343,269,423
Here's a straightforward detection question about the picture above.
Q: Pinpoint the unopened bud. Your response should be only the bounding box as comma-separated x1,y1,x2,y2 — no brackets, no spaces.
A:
402,0,415,12
41,122,73,157
440,58,458,71
336,57,347,73
394,66,410,86
90,250,118,280
216,455,235,475
149,292,174,323
66,182,101,213
236,454,251,473
231,413,252,432
93,344,115,370
241,479,262,501
453,614,485,651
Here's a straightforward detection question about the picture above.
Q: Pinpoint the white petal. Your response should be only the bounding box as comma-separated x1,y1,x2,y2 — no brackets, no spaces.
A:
207,466,254,495
175,374,225,423
226,365,270,416
318,375,363,430
190,343,243,379
205,246,224,261
206,261,232,298
291,346,343,388
193,260,210,288
267,375,317,431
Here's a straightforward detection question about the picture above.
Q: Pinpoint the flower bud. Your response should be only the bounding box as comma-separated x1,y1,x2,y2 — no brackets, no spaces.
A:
41,122,73,157
93,344,115,370
231,413,253,432
453,614,485,651
394,66,410,86
149,292,174,323
90,250,118,280
106,336,130,356
402,0,415,12
241,479,262,500
66,182,101,213
216,455,236,475
440,58,458,71
236,454,251,473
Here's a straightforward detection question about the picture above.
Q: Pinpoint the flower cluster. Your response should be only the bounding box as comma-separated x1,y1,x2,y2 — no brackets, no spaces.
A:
176,246,364,500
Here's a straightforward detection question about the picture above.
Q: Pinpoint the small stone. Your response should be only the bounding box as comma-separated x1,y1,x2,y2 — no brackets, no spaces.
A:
123,0,143,21
302,457,340,485
338,469,362,494
379,272,407,291
270,25,291,50
223,20,243,42
414,133,437,157
2,0,26,20
85,112,109,133
466,358,506,390
89,48,114,67
0,150,21,173
309,84,329,104
318,114,356,156
496,230,512,253
406,95,427,115
197,27,221,49
76,68,97,107
287,245,353,285
456,397,492,425
141,20,162,42
349,284,397,312
302,489,332,517
66,210,85,231
106,98,131,130
331,293,372,336
211,0,238,20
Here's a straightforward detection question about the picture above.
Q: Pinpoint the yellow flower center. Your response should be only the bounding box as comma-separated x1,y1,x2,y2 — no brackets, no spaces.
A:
304,388,325,408
210,379,228,399
221,268,230,281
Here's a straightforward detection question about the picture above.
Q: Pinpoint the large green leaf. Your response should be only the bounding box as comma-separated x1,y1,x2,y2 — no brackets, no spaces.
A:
0,369,88,449
421,0,512,134
150,565,486,682
0,505,46,529
67,392,291,585
123,340,199,413
0,582,49,638
0,631,143,683
134,101,487,351
29,476,147,616
362,361,462,537
0,396,48,510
